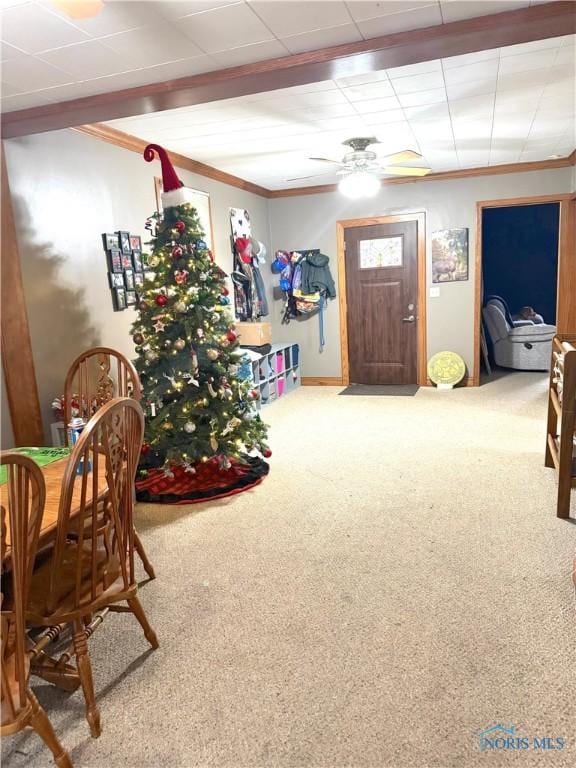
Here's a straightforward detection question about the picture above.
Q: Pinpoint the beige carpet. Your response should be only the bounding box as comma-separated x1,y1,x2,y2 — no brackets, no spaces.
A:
3,373,575,768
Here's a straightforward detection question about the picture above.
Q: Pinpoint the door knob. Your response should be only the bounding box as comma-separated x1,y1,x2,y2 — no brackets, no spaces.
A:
402,315,415,322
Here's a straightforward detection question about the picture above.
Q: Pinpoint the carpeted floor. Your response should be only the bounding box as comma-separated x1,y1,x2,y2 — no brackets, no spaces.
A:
4,373,575,768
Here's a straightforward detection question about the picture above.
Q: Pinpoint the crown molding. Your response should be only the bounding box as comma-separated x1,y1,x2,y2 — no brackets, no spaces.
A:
72,123,270,198
3,2,575,138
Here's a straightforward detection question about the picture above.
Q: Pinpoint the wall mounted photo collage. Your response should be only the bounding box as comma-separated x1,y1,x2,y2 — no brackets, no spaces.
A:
102,231,146,311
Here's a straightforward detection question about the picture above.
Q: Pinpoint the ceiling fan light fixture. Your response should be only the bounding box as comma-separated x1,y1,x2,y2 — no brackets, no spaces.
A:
51,1,104,20
338,171,380,199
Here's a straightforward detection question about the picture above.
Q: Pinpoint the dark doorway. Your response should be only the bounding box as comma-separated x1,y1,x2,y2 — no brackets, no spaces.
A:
482,202,559,324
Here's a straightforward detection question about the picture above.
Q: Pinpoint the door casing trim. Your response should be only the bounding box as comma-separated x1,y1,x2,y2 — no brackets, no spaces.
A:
336,213,427,387
473,193,576,386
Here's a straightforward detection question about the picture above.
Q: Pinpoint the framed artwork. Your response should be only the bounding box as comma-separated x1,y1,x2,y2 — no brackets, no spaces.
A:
114,288,127,311
132,251,143,272
154,177,214,253
121,252,132,270
118,230,132,254
102,232,119,250
108,249,122,273
134,272,144,288
130,235,142,251
109,272,125,289
124,269,135,291
125,290,138,306
431,228,469,283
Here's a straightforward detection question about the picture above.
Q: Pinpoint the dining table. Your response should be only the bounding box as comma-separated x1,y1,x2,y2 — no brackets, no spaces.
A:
1,446,109,692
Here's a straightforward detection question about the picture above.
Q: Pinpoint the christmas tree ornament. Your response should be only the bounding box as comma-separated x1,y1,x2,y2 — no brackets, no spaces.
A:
164,339,172,348
175,220,186,233
171,245,183,258
153,318,166,332
166,287,177,298
174,269,189,285
206,348,219,361
145,349,158,362
133,332,145,345
207,378,218,397
187,243,196,254
197,240,207,250
262,447,272,458
219,296,230,305
249,389,260,400
148,255,160,268
210,436,218,452
199,272,209,281
174,300,187,313
141,443,151,455
162,421,173,431
155,294,168,307
196,328,204,339
174,338,186,351
184,421,196,433
221,286,230,296
226,329,238,342
139,300,148,311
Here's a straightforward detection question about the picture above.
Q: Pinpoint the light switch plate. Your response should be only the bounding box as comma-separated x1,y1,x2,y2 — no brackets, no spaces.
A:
430,286,440,298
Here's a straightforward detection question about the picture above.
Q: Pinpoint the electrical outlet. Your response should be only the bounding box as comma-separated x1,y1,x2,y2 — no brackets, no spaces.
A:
430,286,440,298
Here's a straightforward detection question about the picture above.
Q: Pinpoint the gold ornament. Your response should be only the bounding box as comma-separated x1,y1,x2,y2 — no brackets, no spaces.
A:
162,421,173,431
174,338,186,351
210,436,218,452
206,348,219,361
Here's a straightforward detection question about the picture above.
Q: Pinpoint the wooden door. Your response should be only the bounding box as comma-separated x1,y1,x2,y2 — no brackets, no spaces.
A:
344,220,419,384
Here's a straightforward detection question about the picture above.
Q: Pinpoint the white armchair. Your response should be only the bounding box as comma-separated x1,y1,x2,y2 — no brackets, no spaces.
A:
482,298,555,371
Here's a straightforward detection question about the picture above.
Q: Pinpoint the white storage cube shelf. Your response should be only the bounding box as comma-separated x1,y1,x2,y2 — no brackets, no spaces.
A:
243,343,300,409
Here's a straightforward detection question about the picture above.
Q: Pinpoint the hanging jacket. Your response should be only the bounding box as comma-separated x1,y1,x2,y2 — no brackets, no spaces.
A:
300,252,336,298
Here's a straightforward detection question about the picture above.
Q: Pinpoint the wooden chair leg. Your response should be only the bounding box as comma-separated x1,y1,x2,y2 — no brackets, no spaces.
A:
28,691,73,768
72,621,101,738
134,529,156,580
127,595,159,649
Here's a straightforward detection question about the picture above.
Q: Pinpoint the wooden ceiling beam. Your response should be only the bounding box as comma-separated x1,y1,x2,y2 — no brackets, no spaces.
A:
2,2,575,138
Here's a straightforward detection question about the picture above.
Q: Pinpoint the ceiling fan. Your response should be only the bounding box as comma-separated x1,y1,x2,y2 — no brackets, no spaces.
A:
286,137,431,183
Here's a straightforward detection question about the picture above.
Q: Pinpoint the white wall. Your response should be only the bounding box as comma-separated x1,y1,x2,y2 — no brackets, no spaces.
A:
3,129,272,443
268,167,573,379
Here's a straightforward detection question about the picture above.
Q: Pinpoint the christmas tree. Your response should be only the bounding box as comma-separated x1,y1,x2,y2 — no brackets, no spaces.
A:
133,145,269,492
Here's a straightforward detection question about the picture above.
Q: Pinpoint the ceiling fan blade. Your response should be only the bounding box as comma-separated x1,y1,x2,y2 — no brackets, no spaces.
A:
308,157,341,164
285,171,337,182
384,150,423,165
383,166,432,177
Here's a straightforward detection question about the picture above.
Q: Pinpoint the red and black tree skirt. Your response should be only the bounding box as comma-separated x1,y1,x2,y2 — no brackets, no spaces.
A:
135,455,269,504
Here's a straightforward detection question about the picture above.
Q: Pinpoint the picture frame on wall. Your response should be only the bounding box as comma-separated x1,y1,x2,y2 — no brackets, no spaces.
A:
102,232,120,251
108,249,123,272
132,251,143,272
154,177,215,253
114,288,127,311
118,230,132,254
125,290,137,306
134,272,144,288
431,228,469,283
130,235,142,251
124,269,135,291
121,252,132,270
109,272,125,289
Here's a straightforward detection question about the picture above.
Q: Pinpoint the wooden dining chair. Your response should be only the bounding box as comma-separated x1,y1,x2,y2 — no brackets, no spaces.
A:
1,454,72,767
63,347,155,580
24,398,159,739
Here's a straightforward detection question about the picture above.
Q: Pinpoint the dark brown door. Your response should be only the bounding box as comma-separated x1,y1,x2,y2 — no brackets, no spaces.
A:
345,220,418,385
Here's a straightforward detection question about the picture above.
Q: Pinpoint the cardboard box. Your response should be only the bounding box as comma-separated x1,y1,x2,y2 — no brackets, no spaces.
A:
236,321,272,346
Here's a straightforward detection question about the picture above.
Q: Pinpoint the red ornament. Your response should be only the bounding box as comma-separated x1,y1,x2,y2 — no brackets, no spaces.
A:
174,269,189,285
221,286,229,296
250,389,260,400
262,447,272,458
175,220,186,233
155,294,168,307
226,329,237,342
141,443,151,455
171,246,183,258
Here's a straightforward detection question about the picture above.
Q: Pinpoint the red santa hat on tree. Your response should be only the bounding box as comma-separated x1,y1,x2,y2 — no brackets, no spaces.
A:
144,143,197,209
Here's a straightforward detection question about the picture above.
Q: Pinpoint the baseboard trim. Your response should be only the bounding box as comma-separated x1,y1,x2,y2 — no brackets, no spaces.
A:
301,377,344,386
426,377,476,387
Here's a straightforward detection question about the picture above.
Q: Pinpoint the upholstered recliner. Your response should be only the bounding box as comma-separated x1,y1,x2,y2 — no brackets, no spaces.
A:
482,297,556,371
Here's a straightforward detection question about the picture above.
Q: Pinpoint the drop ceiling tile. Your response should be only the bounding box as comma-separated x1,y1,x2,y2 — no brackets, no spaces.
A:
494,90,542,116
497,68,550,93
444,59,499,85
1,2,89,54
38,40,132,80
489,149,523,165
499,47,558,74
340,80,396,102
446,79,496,100
100,23,203,68
178,3,275,52
554,46,575,67
1,56,73,92
248,1,351,37
491,116,534,139
443,48,500,70
397,87,447,107
281,23,362,54
500,36,562,57
361,107,406,122
440,1,528,24
152,1,243,21
529,115,573,138
335,70,389,88
455,149,491,167
1,42,27,62
38,0,165,38
1,90,53,112
410,120,454,140
112,56,218,85
391,70,445,94
292,102,359,120
208,39,289,67
356,5,443,38
387,59,442,79
404,101,450,121
450,94,495,122
349,97,402,114
451,118,493,140
347,1,438,22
